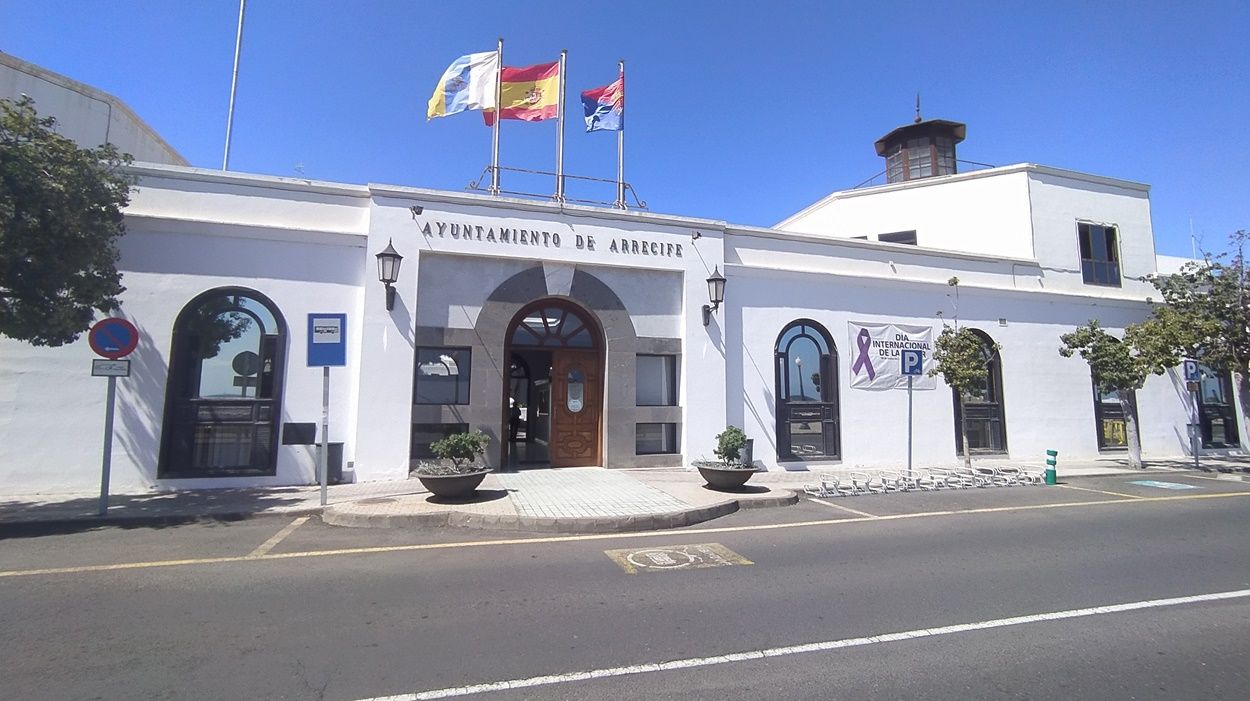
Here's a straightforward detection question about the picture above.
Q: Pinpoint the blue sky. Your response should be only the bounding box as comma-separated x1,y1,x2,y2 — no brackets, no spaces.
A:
3,1,1247,256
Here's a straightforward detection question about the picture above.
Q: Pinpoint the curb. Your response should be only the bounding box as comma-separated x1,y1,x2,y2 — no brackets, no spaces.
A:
321,489,800,533
0,506,324,531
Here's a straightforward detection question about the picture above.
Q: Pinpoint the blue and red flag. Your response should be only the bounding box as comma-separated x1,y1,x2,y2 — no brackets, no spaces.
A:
581,76,623,132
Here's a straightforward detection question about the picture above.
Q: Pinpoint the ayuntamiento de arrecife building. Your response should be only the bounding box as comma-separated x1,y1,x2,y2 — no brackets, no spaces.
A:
1,50,1240,494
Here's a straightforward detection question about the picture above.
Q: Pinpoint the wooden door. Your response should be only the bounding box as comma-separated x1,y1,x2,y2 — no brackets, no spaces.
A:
550,351,602,467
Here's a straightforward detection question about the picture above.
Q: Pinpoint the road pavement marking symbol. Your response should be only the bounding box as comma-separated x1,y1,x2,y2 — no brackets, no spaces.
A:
1130,480,1199,490
247,516,309,558
1056,484,1146,499
354,588,1250,701
605,543,752,574
2,490,1249,580
807,497,880,518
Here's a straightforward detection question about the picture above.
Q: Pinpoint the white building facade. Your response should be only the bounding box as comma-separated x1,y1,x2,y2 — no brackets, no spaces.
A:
2,59,1242,494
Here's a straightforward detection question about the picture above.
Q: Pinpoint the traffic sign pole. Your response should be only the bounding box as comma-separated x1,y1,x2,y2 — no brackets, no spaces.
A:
98,375,117,516
899,349,925,479
907,374,914,478
321,366,329,507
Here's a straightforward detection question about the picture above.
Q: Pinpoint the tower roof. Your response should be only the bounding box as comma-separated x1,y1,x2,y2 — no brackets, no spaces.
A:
874,119,966,156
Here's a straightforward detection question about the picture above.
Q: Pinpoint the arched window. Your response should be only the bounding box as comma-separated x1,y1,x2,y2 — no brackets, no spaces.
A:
952,329,1007,455
160,288,286,477
510,304,597,348
775,320,840,460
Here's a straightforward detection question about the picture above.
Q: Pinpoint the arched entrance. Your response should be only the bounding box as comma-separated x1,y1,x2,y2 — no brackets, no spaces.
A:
159,287,287,477
504,300,604,468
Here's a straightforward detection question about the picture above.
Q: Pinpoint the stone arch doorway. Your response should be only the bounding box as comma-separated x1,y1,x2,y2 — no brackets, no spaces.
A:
503,299,605,468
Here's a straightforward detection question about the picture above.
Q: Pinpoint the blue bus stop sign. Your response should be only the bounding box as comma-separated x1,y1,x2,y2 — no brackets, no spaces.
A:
901,349,925,376
307,314,347,367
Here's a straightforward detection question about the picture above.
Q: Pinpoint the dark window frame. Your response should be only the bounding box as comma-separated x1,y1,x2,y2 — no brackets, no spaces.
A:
411,422,470,459
1092,377,1137,451
878,230,918,245
636,354,678,407
1197,365,1240,448
414,346,473,405
158,287,287,479
635,422,678,455
774,320,841,461
1077,222,1122,287
952,329,1008,456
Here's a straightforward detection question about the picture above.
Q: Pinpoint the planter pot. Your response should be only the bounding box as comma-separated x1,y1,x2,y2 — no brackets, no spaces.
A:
414,470,489,499
696,465,757,491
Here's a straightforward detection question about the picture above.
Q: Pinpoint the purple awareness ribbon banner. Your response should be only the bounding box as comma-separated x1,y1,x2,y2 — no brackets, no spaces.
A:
851,328,876,380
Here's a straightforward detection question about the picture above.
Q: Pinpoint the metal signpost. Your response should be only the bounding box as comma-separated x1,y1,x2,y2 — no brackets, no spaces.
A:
308,314,347,506
88,318,139,516
1183,359,1201,469
900,349,925,478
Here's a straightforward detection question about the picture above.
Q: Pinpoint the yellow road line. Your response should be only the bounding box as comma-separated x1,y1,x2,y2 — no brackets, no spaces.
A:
1056,484,1145,499
2,490,1249,580
807,497,879,518
247,516,309,558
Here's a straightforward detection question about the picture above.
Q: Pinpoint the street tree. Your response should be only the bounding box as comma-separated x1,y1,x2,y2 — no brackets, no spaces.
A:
0,96,133,346
929,277,999,468
1058,319,1181,468
1148,230,1250,439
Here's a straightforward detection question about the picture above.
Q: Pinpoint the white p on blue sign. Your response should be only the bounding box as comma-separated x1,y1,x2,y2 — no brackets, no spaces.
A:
1183,359,1200,382
901,349,925,376
308,313,347,367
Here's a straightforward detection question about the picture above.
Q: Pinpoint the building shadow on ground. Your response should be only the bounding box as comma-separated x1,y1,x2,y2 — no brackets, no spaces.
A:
0,488,310,539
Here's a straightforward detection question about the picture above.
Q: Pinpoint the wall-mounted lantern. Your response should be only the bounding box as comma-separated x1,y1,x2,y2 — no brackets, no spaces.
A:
702,266,726,327
376,239,403,311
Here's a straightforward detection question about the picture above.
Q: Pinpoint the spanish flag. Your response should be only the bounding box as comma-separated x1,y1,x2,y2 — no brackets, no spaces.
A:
483,60,560,125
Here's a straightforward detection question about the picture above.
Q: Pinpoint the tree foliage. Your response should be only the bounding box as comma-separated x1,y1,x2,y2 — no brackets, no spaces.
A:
1058,319,1180,469
1147,230,1250,374
0,96,133,346
1058,320,1179,395
928,277,999,466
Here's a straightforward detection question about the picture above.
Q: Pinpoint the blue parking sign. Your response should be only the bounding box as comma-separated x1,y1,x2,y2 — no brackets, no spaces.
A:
1183,359,1200,382
901,349,925,376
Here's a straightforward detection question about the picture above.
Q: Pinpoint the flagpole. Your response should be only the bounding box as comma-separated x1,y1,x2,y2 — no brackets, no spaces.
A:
222,0,246,171
490,37,503,196
554,49,567,202
615,59,625,209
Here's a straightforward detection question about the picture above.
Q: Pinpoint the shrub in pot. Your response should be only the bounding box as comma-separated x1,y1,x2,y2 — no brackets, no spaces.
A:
693,425,757,491
411,430,491,498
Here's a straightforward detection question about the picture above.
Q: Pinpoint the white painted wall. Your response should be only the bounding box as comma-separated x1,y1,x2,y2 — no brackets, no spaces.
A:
726,228,1201,470
777,167,1036,259
1,50,186,165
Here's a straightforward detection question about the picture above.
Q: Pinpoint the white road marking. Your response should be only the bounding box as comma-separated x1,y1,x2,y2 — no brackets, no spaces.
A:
355,588,1250,701
807,497,879,518
247,516,309,558
1057,484,1145,499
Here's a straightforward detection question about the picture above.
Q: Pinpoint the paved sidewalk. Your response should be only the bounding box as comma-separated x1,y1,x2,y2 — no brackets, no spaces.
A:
3,454,1245,532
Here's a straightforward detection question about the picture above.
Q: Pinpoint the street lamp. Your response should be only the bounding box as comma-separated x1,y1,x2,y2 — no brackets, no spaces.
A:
794,356,805,400
376,239,403,311
702,266,727,327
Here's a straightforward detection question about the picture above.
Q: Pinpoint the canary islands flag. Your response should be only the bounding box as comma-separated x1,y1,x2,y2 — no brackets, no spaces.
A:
483,61,560,125
581,76,623,132
427,51,499,120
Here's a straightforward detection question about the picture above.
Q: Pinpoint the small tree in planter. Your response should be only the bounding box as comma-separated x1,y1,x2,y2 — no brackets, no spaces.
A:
695,425,757,491
411,430,491,499
714,425,748,466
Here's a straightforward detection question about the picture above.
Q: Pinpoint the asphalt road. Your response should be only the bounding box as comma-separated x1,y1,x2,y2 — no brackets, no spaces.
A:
1,473,1248,700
